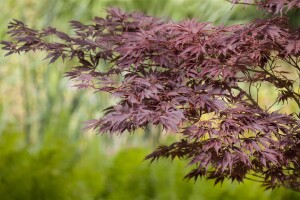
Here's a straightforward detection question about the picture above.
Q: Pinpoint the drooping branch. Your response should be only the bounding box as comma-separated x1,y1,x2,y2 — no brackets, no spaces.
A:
229,0,300,14
1,0,300,191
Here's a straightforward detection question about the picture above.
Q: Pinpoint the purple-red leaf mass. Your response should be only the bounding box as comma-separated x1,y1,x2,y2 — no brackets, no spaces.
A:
1,0,300,191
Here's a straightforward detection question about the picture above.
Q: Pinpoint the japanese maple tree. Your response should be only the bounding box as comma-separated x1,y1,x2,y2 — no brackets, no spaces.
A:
2,0,300,191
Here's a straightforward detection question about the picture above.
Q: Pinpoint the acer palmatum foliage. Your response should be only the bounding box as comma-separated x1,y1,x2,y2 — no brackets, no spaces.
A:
2,0,300,191
230,0,300,13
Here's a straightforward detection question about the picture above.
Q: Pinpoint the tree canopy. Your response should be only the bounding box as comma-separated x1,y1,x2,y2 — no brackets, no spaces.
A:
1,0,300,191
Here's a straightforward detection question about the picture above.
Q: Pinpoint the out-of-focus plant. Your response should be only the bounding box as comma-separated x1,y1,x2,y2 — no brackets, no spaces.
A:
0,131,299,200
2,0,300,192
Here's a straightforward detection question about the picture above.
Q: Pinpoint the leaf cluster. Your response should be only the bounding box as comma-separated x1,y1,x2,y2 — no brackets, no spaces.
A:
1,0,300,190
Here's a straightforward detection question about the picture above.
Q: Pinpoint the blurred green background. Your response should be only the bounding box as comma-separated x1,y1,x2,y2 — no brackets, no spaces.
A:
1,0,300,199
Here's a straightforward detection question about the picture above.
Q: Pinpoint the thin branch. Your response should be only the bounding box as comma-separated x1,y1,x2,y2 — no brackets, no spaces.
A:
233,86,260,108
225,0,256,6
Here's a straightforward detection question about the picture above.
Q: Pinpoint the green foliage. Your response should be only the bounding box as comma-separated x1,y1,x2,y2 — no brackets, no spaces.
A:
0,131,104,200
103,148,153,200
0,131,300,200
